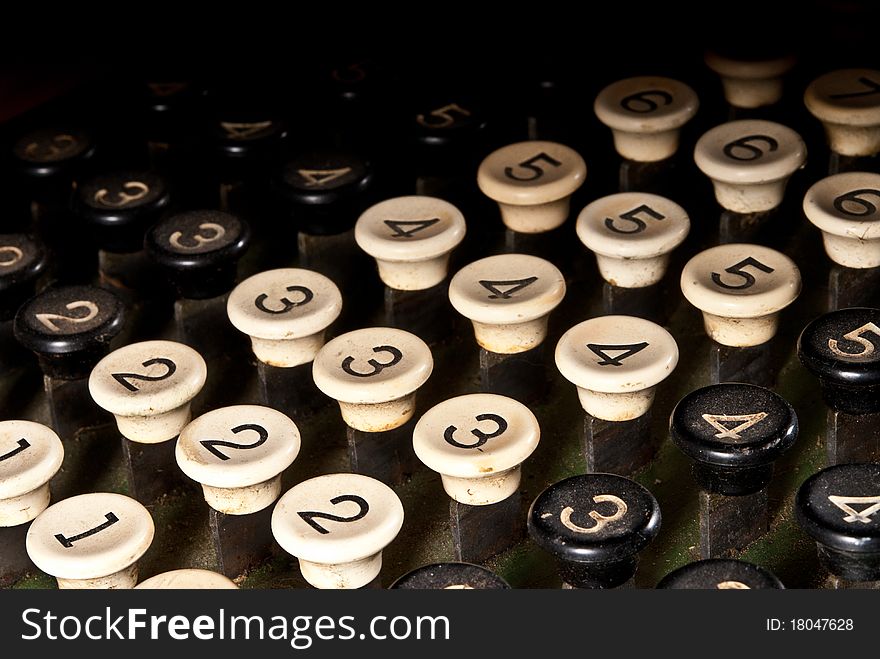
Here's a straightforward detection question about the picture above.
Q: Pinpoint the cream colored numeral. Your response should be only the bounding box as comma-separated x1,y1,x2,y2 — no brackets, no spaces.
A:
220,121,273,140
701,412,768,440
717,581,750,589
443,585,474,590
416,103,472,128
297,168,352,187
0,246,24,267
828,322,880,359
24,133,77,160
35,301,99,332
169,223,226,251
94,181,150,208
560,494,628,534
828,495,880,524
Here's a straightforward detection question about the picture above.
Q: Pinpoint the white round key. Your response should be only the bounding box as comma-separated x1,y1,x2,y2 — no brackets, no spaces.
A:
176,405,301,515
680,244,801,347
448,254,565,354
555,316,679,421
704,52,795,109
694,120,807,213
271,473,404,589
575,192,690,288
413,394,539,505
26,492,154,589
477,141,587,233
227,268,342,368
804,69,880,157
0,421,63,527
135,568,238,589
89,340,207,444
803,172,880,268
312,327,433,432
594,76,699,161
355,196,466,290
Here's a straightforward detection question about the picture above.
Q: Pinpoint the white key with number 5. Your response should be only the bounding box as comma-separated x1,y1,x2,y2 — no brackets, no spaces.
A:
477,141,586,233
681,244,801,347
576,192,690,288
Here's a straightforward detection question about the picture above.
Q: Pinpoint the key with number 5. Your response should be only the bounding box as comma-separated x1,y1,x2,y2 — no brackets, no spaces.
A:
798,307,880,464
681,243,801,387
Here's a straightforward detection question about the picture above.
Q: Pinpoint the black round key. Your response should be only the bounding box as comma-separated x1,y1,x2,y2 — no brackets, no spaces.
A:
14,285,125,379
412,96,488,152
0,234,48,322
197,84,288,175
74,171,172,253
657,559,784,589
209,115,288,163
145,209,251,299
321,60,394,150
670,383,798,496
390,563,510,590
795,463,880,582
12,127,96,185
798,308,880,414
140,79,197,142
527,473,661,588
327,59,385,106
273,150,375,235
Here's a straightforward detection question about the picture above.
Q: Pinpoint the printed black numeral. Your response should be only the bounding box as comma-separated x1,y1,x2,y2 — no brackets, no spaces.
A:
504,152,562,182
54,513,119,548
297,495,370,534
254,286,314,314
443,413,508,451
384,218,440,238
829,76,880,99
711,256,775,290
587,342,649,366
478,277,538,299
341,345,403,377
619,89,673,113
200,423,269,461
722,134,779,161
605,204,665,234
0,438,30,462
833,189,880,217
111,358,177,392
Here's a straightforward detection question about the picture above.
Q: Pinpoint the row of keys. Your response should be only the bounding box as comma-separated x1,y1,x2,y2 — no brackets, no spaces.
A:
9,158,880,337
14,65,872,176
7,70,876,262
2,253,799,436
8,432,876,588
